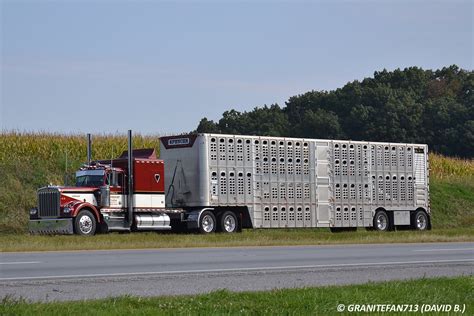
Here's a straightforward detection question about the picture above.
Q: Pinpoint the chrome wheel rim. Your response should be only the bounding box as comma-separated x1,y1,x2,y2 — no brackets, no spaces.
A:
223,214,236,232
416,214,427,230
376,214,387,231
201,214,214,233
79,215,93,234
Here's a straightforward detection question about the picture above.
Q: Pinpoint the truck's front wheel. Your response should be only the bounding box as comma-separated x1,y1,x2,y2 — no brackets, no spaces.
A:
74,210,97,236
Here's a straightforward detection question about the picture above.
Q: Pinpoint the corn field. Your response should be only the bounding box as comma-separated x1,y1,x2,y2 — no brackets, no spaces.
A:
0,131,161,168
429,154,474,179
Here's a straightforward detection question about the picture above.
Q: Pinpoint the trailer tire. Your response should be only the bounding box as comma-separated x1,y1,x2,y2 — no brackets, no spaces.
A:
219,211,238,233
199,211,216,234
373,210,391,232
74,210,96,236
413,210,429,231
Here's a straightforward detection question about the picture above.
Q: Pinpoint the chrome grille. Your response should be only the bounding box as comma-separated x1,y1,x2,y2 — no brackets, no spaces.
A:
38,188,60,218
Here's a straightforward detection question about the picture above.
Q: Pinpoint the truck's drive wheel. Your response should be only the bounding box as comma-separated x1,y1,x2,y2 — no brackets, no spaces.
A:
413,210,429,231
74,210,96,236
219,211,238,233
374,210,390,231
199,211,216,234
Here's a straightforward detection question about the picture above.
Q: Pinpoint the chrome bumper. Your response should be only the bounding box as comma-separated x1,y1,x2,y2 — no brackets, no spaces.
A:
29,218,74,235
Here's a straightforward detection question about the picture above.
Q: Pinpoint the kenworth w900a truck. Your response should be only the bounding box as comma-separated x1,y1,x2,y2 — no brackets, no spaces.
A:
29,131,431,235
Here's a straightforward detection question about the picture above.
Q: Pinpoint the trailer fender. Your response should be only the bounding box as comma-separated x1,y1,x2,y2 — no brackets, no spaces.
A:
185,208,215,230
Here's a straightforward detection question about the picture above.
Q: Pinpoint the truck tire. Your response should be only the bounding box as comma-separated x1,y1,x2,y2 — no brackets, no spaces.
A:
74,210,97,236
413,210,429,231
199,211,216,234
373,210,390,232
219,211,238,233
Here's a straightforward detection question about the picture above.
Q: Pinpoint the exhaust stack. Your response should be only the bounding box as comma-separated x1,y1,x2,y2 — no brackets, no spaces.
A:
87,133,92,164
127,130,134,226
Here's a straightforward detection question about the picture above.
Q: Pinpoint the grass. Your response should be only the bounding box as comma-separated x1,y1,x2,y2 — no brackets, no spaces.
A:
1,227,473,252
1,276,472,315
428,154,474,230
430,177,474,228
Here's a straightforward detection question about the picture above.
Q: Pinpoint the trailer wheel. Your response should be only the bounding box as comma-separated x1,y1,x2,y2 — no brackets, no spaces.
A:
74,210,96,236
199,211,216,234
219,211,238,233
413,210,429,231
373,210,390,232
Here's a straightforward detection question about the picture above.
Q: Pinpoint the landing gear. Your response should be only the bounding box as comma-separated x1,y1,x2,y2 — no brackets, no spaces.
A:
330,227,357,233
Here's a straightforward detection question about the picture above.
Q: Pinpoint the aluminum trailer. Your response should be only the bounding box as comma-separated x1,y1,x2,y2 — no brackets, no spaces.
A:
160,133,431,232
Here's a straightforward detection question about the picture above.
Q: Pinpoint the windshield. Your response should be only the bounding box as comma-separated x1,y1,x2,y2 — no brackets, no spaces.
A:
75,170,105,187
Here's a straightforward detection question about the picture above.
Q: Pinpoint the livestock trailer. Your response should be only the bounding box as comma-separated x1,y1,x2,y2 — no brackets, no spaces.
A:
160,134,431,232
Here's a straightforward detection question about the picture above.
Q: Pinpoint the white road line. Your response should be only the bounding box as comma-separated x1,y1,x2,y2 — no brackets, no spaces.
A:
1,258,472,281
413,248,474,252
0,261,40,265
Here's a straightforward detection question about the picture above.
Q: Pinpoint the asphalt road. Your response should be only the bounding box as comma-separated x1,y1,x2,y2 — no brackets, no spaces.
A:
1,242,473,302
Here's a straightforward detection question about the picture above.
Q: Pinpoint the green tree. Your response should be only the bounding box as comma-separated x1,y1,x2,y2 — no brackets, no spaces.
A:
299,109,344,139
196,117,220,133
194,65,473,157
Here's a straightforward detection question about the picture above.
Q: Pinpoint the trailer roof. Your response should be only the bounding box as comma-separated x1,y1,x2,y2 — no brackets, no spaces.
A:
162,133,428,148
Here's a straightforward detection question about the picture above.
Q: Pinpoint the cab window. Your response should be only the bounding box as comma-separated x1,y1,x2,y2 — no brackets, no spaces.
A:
106,171,119,187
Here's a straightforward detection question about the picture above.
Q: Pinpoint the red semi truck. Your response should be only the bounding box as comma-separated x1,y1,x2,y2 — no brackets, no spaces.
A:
29,131,431,235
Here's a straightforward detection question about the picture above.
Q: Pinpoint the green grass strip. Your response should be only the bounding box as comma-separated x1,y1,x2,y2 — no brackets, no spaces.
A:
1,227,473,252
1,276,472,315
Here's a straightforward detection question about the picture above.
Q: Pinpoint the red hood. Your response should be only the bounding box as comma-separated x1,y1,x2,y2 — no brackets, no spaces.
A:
57,187,98,207
37,186,99,209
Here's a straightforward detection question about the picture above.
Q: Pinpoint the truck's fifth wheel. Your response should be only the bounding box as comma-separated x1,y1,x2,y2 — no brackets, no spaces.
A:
219,211,238,233
199,211,216,234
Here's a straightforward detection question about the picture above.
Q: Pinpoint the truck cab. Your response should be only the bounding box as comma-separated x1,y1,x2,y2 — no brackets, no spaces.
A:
29,147,171,235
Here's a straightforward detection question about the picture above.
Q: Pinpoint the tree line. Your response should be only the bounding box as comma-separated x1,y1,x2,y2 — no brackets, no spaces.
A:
196,65,473,158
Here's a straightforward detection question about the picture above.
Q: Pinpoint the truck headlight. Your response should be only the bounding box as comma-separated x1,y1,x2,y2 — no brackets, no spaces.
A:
63,207,72,214
30,208,38,215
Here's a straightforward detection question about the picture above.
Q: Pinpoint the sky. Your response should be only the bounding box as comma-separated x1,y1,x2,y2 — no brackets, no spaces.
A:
1,0,472,135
